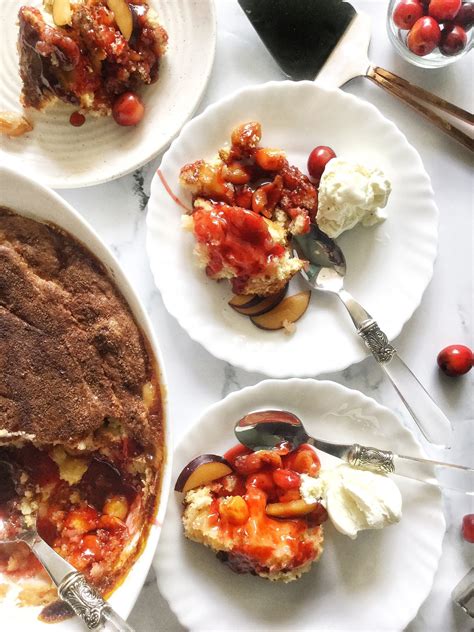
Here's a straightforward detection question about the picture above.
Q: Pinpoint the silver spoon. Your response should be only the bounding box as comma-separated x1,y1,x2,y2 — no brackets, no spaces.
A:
293,225,453,447
234,410,473,494
0,460,134,631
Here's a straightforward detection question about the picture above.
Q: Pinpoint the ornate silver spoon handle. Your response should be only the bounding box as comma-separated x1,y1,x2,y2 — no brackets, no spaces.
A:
337,288,453,447
30,537,135,631
341,444,474,494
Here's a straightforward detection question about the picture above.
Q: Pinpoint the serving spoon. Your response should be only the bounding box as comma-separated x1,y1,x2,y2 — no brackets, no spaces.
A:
293,224,453,448
235,410,474,494
0,460,134,632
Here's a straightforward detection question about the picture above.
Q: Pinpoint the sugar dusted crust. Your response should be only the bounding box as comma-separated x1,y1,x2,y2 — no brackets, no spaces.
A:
0,207,163,448
18,582,58,608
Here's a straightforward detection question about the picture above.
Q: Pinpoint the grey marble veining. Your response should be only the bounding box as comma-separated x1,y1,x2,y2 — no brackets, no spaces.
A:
59,1,473,630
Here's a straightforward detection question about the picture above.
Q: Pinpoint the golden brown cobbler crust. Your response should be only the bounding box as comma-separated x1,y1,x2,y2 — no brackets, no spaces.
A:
0,207,162,447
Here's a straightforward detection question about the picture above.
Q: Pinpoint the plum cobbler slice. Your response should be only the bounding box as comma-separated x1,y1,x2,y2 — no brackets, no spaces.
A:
17,0,167,124
0,208,165,622
175,443,327,582
179,122,318,297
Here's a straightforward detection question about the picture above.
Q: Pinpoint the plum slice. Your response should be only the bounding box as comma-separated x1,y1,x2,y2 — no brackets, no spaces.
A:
52,0,72,26
175,455,233,493
228,285,288,316
107,0,133,40
228,294,258,310
265,498,317,518
251,291,310,330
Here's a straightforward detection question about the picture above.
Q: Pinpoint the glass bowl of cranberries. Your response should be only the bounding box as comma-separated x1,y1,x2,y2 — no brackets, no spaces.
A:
387,0,473,67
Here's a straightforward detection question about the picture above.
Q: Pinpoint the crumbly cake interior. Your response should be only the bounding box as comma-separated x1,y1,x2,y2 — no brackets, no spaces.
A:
0,207,164,621
181,445,326,582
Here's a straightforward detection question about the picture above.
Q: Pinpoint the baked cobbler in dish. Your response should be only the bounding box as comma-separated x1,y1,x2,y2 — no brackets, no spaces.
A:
0,208,165,622
17,0,167,124
179,122,318,297
176,443,326,582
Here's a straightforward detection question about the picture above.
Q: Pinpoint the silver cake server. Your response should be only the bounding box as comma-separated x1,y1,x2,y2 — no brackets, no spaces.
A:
238,0,473,151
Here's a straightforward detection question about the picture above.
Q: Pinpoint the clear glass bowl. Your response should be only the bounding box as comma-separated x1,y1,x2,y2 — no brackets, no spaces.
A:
387,0,473,68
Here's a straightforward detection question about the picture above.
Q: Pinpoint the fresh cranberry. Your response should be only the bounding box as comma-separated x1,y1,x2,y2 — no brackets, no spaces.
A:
407,16,442,54
462,514,474,543
307,146,336,183
440,23,468,53
429,0,462,20
454,2,474,28
437,344,473,376
393,0,425,29
112,92,145,126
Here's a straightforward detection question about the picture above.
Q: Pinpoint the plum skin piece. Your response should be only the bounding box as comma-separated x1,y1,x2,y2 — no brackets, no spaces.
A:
175,455,233,493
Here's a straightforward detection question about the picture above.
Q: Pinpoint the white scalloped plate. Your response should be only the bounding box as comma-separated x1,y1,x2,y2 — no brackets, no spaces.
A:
0,0,216,188
146,81,439,377
154,379,445,632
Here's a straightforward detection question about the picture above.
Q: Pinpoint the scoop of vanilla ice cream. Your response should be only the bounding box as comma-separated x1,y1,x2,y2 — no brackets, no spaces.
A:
300,464,402,539
316,158,391,238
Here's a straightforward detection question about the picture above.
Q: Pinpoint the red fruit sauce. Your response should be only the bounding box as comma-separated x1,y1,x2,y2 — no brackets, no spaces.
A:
204,444,326,572
192,203,286,279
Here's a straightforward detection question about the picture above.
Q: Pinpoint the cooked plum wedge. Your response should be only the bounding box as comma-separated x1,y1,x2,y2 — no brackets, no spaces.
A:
175,455,233,493
228,284,288,316
251,291,311,330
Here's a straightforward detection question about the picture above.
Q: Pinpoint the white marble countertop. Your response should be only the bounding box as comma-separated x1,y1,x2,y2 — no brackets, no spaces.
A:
58,1,473,630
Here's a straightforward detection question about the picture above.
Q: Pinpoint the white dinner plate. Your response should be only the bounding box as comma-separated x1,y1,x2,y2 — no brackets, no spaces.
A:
146,81,439,377
0,0,216,188
0,165,172,629
154,378,445,632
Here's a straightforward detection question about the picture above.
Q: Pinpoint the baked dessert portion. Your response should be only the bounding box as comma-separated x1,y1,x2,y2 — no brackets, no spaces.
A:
0,207,165,621
177,444,326,582
179,122,318,296
18,0,167,116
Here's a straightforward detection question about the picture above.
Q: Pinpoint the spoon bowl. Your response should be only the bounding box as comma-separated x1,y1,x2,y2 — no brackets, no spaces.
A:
293,224,346,293
235,410,311,452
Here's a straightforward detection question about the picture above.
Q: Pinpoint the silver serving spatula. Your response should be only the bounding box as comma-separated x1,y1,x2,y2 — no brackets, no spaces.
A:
238,0,473,151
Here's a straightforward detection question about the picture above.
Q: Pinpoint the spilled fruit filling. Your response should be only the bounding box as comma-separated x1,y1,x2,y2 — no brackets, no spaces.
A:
176,443,327,582
0,434,156,608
